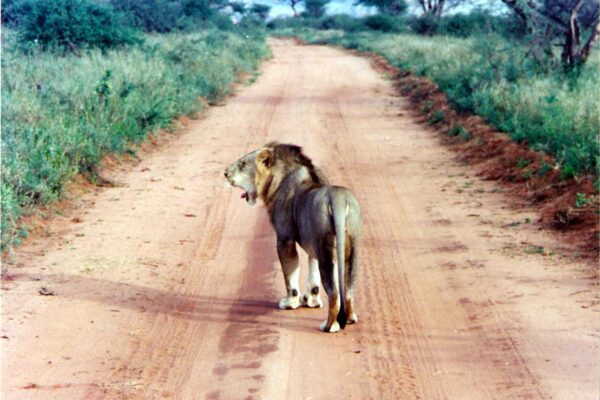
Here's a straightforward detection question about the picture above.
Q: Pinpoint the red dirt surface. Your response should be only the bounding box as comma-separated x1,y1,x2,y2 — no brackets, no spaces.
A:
2,39,598,399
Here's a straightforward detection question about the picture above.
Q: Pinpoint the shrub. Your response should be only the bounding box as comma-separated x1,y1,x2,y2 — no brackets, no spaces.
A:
428,110,445,124
1,29,269,250
436,12,527,38
438,12,488,37
111,0,228,33
363,14,404,33
1,0,25,26
409,14,438,35
317,14,366,32
16,0,140,51
267,16,306,30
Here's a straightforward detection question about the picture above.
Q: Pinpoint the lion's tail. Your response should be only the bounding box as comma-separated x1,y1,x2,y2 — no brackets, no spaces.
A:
331,192,348,329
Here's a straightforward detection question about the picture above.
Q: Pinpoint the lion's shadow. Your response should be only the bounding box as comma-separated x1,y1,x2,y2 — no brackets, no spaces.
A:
9,271,324,334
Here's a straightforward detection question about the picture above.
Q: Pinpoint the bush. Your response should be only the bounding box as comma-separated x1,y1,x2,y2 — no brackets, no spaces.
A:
1,28,269,250
267,16,306,31
409,14,438,35
16,0,140,51
1,0,25,26
112,0,226,33
363,14,404,33
316,14,365,31
437,12,527,39
438,12,488,37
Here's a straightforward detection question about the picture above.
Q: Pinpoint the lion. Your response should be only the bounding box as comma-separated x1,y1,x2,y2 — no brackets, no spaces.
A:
254,142,361,333
224,148,328,309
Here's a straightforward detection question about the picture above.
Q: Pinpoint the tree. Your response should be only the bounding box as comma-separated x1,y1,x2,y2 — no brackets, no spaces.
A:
413,0,464,19
305,0,329,18
280,0,301,17
228,1,246,15
407,0,464,35
250,3,271,21
500,0,600,70
356,0,407,15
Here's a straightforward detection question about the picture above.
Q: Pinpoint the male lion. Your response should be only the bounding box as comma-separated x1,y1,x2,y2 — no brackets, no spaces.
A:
254,142,361,333
224,148,327,309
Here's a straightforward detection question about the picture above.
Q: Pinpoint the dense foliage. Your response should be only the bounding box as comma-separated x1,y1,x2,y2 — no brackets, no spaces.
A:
110,0,233,33
1,29,269,249
3,0,140,51
269,10,526,39
304,0,329,18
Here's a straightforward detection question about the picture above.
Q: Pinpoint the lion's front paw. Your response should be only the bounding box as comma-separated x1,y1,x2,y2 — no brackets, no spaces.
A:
301,293,323,308
278,296,301,310
319,320,340,333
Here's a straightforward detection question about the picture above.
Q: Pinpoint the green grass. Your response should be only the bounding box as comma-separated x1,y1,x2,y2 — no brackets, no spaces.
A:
280,29,599,179
1,29,269,250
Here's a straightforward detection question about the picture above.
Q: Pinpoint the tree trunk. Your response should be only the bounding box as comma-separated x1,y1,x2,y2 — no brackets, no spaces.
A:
418,0,446,19
562,1,583,67
579,18,600,64
561,1,600,70
432,0,445,18
290,0,298,16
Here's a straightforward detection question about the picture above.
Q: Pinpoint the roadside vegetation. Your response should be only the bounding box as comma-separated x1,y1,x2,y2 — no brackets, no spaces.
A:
270,0,599,181
284,30,598,177
1,0,270,250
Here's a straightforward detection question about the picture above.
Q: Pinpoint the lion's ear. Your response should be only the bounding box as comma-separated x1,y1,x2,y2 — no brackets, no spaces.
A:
256,148,274,169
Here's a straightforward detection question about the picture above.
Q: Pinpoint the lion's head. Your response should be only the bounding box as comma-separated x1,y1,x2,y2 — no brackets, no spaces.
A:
224,149,259,205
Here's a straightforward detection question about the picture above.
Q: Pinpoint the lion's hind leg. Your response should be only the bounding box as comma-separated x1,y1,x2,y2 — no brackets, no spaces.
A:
277,239,302,310
301,256,323,308
345,240,359,324
317,250,341,333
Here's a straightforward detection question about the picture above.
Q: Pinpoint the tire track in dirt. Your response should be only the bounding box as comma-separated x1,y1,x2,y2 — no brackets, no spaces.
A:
319,80,427,398
206,216,280,400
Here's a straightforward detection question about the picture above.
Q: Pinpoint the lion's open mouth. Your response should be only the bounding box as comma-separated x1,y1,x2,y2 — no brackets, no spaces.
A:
242,191,257,204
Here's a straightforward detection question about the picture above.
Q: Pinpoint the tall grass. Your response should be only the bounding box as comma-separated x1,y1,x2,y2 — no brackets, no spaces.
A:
1,29,269,249
284,29,599,179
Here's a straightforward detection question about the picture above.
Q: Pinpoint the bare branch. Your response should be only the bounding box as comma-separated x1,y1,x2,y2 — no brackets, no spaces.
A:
501,0,569,32
500,0,530,29
415,0,452,18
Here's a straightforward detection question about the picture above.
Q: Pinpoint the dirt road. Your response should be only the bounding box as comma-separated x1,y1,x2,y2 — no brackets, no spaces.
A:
2,39,598,400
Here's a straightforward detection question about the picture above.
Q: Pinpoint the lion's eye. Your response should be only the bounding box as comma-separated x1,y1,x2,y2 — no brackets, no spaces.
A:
240,161,247,168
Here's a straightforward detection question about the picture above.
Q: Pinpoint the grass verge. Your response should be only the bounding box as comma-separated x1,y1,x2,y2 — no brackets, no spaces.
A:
1,29,270,250
278,29,599,179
